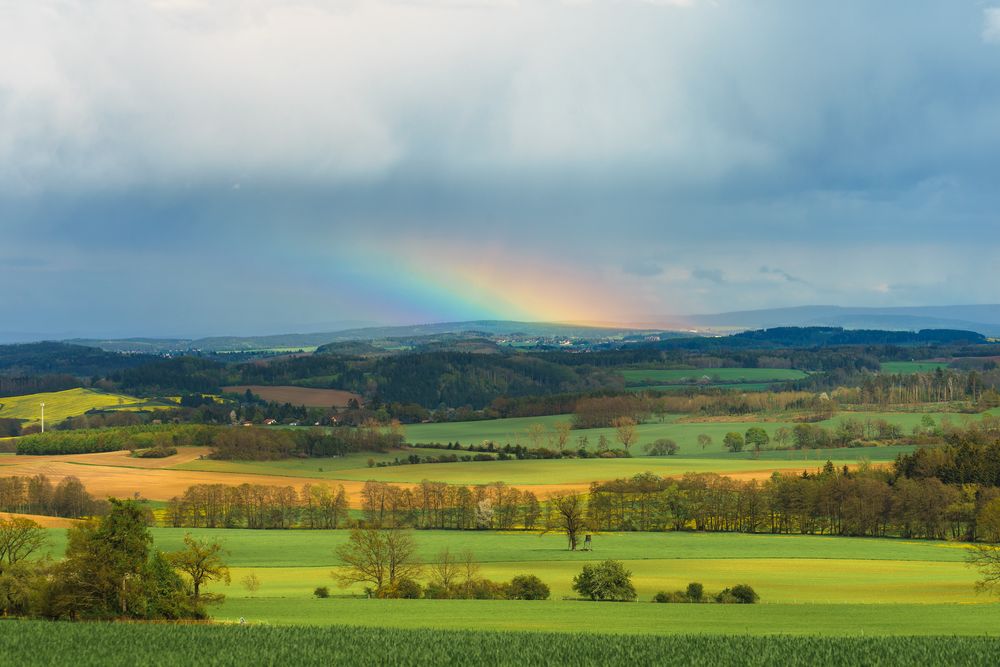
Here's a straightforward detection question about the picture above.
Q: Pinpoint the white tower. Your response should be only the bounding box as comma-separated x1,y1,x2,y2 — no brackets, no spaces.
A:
40,402,45,433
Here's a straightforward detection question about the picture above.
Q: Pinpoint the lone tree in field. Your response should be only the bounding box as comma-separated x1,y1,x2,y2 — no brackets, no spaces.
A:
723,431,745,453
431,547,461,592
544,492,587,550
241,573,261,597
333,528,422,597
697,434,712,450
612,417,638,453
744,427,770,457
554,421,573,452
967,544,1000,596
572,560,637,601
167,534,230,600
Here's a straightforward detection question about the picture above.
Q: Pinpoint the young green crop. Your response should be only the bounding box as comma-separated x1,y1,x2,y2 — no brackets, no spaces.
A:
1,621,998,666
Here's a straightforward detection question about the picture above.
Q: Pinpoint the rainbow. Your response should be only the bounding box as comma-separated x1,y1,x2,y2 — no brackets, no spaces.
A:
312,238,643,327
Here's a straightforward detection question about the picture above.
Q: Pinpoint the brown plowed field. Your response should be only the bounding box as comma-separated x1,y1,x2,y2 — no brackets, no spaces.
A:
222,385,361,408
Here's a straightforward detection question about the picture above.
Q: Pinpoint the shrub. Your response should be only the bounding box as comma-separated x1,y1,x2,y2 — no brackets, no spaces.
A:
685,582,704,603
132,447,177,459
572,560,637,602
313,586,330,599
470,579,509,600
508,575,550,601
644,439,679,456
393,577,424,599
716,584,759,604
652,591,688,603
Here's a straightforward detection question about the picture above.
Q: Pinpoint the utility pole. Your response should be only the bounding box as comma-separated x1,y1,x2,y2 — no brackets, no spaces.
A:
40,402,45,433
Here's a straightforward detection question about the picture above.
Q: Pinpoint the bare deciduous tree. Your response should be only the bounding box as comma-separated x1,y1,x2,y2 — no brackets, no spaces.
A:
0,517,46,574
612,417,638,452
544,492,588,551
967,544,1000,596
333,528,422,595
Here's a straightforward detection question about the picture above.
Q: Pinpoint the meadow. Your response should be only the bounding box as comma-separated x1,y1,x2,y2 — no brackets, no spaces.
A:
0,387,164,425
621,368,808,385
32,528,996,633
402,410,974,453
879,361,950,374
4,622,999,666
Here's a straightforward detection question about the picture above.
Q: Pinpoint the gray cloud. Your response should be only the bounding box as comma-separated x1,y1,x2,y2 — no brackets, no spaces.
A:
759,266,808,285
691,268,725,284
1,1,999,335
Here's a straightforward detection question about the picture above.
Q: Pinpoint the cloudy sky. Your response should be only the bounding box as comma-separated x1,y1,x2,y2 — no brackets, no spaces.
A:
2,1,999,338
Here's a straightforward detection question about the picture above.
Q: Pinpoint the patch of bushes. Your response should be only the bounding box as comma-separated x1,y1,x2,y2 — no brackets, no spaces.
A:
132,446,178,459
652,582,758,604
313,587,330,599
644,438,679,456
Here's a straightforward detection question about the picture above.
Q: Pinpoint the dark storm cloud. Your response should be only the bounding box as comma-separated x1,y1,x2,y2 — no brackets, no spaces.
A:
1,1,1000,336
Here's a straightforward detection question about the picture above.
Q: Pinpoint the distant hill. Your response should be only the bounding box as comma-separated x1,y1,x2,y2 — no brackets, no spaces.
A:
684,305,1000,337
68,321,676,354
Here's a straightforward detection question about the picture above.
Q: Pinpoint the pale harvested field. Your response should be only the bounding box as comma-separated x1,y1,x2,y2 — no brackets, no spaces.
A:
222,385,361,408
0,450,869,507
0,511,79,528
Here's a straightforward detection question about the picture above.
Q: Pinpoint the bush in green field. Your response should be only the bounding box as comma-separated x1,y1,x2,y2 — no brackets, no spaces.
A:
379,577,423,599
652,590,689,603
572,560,637,602
717,584,759,604
507,574,550,600
686,582,704,602
644,438,679,456
313,587,330,599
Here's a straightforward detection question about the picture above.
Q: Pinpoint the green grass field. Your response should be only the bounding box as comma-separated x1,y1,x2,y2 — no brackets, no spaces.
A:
622,368,808,386
0,388,171,425
27,527,1000,650
32,528,998,636
626,382,778,393
401,410,974,454
880,361,950,374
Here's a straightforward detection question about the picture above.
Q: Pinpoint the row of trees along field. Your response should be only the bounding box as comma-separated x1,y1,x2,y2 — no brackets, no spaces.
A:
0,474,100,518
14,423,403,458
165,483,351,530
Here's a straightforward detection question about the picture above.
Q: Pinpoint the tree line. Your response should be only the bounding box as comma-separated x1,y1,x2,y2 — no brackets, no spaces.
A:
0,474,102,518
164,483,350,530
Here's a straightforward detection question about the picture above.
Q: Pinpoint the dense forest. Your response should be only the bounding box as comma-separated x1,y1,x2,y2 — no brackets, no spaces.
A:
3,328,999,414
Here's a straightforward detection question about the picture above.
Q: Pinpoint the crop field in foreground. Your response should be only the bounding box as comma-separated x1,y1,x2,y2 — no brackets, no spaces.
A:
0,387,167,425
3,622,998,667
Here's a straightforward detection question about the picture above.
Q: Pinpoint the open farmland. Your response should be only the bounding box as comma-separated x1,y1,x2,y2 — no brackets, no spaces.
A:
0,387,168,425
28,528,999,638
222,385,361,408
